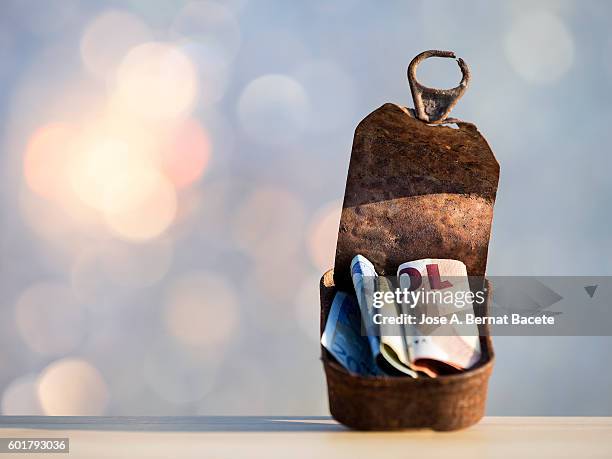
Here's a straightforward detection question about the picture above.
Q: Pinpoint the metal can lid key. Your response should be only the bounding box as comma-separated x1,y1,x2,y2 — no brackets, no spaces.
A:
407,49,471,124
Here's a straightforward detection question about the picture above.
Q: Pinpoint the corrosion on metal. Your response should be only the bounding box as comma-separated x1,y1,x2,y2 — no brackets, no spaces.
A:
320,270,495,431
333,103,499,290
407,49,470,124
324,50,499,432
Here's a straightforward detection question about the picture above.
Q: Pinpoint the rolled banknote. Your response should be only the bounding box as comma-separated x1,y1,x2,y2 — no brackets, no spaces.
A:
397,258,482,373
321,291,382,376
376,275,419,377
351,255,418,377
350,255,379,357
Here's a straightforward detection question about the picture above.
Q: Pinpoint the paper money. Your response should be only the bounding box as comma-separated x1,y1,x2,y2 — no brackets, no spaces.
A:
376,275,418,377
397,258,482,373
351,255,418,377
321,291,382,376
324,255,482,377
350,255,379,356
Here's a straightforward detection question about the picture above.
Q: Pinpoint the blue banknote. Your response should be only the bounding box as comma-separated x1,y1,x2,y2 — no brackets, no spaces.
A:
321,291,382,376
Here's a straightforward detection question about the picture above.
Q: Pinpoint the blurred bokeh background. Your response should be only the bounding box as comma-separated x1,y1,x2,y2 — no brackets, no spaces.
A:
1,0,611,416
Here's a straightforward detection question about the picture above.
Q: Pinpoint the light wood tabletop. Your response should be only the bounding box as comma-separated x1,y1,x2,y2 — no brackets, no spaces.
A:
0,416,610,459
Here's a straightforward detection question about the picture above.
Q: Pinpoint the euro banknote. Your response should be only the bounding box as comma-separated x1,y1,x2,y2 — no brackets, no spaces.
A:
323,255,482,377
321,291,382,376
351,255,418,377
397,258,482,373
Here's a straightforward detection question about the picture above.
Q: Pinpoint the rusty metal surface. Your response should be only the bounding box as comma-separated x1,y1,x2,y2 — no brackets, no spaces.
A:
320,270,494,431
333,103,499,290
408,50,470,124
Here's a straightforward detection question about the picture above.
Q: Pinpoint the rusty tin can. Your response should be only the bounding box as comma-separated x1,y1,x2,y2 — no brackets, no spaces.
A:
321,50,500,431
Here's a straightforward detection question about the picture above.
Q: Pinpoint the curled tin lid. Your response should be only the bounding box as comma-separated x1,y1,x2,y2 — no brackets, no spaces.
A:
407,50,471,124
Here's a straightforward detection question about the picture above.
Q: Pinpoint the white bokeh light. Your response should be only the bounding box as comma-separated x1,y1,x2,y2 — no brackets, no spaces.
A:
80,10,153,81
113,42,198,119
237,74,310,146
103,168,178,242
294,60,356,133
37,358,109,415
504,11,575,84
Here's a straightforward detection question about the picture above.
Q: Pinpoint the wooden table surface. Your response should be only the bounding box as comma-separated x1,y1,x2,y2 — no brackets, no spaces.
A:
0,416,610,459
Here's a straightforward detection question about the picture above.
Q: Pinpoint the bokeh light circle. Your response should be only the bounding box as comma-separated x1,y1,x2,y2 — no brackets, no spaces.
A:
237,74,310,145
68,137,133,211
80,10,153,81
103,169,178,241
24,123,77,199
162,119,211,188
37,358,109,415
114,42,198,119
504,11,574,84
294,60,356,133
